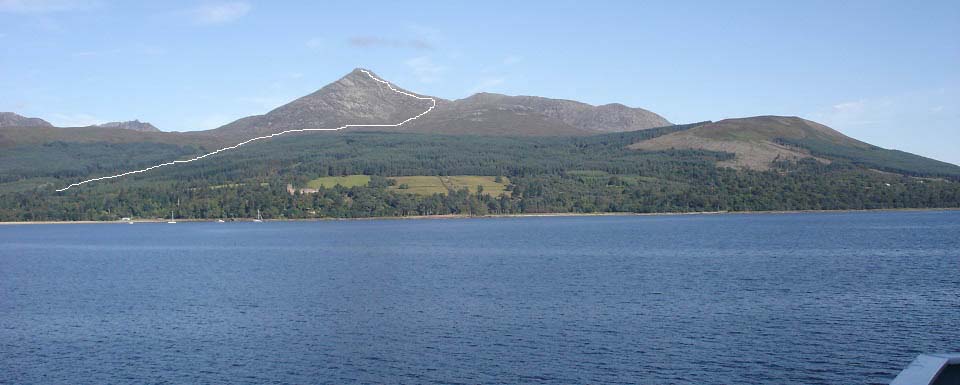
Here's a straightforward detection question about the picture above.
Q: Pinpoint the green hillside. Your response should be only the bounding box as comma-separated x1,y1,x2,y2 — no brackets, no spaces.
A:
777,136,960,178
631,116,960,177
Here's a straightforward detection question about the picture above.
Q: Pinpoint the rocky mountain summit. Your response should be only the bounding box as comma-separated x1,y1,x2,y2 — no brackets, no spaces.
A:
211,68,431,138
209,68,670,137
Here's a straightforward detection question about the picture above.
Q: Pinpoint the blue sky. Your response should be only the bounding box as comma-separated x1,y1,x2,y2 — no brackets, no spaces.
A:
1,0,958,164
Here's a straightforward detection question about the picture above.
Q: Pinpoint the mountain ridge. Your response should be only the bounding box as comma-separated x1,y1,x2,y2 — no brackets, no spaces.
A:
449,92,671,133
207,68,671,137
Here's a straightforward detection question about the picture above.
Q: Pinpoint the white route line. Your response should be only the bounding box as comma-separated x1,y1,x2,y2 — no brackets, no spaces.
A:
56,70,436,192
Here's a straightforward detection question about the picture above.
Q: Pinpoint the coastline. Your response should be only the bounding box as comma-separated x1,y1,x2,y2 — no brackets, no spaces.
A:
1,207,957,225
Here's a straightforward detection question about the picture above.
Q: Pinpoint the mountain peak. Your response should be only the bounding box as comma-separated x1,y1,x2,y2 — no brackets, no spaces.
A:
330,68,389,87
0,112,53,128
210,67,432,137
349,67,375,75
326,67,389,91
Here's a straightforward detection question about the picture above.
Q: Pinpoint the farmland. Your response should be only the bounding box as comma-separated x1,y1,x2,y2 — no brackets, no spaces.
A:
306,175,372,189
389,176,511,196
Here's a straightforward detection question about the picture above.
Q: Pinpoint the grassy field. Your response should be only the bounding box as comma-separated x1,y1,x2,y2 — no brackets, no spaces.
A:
306,175,371,189
389,175,510,196
387,176,447,195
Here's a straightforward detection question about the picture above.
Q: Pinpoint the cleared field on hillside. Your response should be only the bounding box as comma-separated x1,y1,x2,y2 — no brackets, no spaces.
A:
306,175,371,189
389,176,510,196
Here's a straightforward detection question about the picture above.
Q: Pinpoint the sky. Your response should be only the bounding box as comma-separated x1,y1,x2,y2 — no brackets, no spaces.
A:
1,0,958,164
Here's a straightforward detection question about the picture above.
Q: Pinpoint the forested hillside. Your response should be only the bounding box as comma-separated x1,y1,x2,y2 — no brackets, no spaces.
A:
1,123,958,221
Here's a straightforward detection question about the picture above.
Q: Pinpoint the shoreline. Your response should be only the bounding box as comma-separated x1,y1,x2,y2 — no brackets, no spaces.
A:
1,207,957,225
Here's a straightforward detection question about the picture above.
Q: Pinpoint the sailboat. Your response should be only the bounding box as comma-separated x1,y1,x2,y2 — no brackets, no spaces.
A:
167,211,176,224
253,209,263,223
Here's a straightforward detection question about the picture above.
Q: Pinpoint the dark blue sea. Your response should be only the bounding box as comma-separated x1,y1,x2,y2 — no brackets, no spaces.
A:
1,211,958,384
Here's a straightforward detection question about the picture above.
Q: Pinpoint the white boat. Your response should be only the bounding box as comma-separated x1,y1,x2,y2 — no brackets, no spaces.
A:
891,353,960,385
217,219,225,223
167,211,177,224
253,209,263,223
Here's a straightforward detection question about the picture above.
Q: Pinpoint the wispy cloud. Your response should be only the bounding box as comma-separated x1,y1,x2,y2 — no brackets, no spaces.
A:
71,50,99,58
134,44,167,56
188,2,251,25
187,114,235,130
233,72,311,113
503,55,522,65
813,99,879,127
49,112,101,127
809,89,960,165
33,16,64,31
348,36,433,50
467,77,505,94
832,100,866,113
406,24,443,44
0,0,99,13
237,96,287,111
811,91,953,133
305,37,323,49
70,44,166,59
405,56,446,83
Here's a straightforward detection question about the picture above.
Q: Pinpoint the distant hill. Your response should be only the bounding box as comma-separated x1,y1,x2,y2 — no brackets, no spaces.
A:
630,116,960,177
438,93,670,133
0,112,52,128
387,93,670,136
0,125,218,150
397,95,587,136
93,120,161,132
